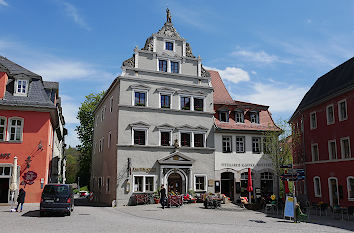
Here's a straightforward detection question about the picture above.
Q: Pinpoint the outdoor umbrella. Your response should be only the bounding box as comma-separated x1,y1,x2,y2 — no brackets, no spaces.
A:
247,168,253,204
9,156,18,212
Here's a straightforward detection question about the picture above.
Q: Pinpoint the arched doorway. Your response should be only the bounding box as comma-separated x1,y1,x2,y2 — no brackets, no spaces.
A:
168,173,182,194
221,172,234,200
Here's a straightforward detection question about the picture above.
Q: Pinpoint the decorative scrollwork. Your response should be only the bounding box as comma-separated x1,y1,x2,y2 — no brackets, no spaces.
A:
185,43,195,58
142,36,154,51
122,56,135,67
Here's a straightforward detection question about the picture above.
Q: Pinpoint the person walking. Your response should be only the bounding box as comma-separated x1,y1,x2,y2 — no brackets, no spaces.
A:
159,185,167,209
16,188,26,212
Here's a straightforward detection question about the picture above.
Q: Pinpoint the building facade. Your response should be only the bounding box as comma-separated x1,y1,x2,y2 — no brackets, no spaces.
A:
0,56,66,203
91,13,215,205
290,57,354,207
210,70,279,201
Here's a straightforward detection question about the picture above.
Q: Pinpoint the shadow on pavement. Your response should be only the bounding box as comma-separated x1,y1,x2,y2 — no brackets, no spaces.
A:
21,210,66,217
74,198,110,207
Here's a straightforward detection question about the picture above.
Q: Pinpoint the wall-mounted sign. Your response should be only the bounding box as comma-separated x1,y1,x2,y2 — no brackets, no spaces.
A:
220,162,273,169
208,179,214,187
22,171,37,185
132,168,156,173
0,153,11,159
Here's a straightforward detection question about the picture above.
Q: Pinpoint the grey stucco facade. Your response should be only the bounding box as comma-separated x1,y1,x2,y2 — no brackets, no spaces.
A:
91,17,215,205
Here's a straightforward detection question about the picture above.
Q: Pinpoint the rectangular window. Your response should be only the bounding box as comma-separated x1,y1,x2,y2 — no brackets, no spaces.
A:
194,133,204,147
222,136,232,153
134,130,146,145
194,98,203,111
348,177,354,199
250,112,259,124
106,177,110,192
17,79,27,94
181,133,191,147
160,131,171,146
135,92,146,106
0,117,6,141
314,177,321,197
98,177,102,190
165,42,173,51
311,144,319,161
219,112,229,122
252,137,261,153
180,97,190,110
195,176,206,191
9,119,23,141
236,136,245,153
134,176,143,192
341,137,351,159
310,112,317,129
108,132,112,148
159,60,167,72
110,97,113,112
171,61,179,73
160,95,171,108
235,111,244,123
145,177,154,192
328,140,337,160
326,105,334,124
263,137,272,154
338,100,348,121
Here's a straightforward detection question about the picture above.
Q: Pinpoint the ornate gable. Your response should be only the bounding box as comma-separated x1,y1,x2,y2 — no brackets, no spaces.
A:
158,151,195,165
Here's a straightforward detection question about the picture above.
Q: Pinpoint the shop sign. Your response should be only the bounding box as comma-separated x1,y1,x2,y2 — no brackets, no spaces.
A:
132,168,156,173
208,179,214,187
22,171,37,185
0,153,11,159
220,162,273,168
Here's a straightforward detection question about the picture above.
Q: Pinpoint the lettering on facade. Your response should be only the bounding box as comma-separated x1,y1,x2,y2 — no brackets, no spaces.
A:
0,153,11,159
220,163,273,168
132,168,156,173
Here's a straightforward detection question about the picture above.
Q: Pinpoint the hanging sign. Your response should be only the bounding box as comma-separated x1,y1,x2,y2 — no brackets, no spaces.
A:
22,171,38,185
0,153,11,159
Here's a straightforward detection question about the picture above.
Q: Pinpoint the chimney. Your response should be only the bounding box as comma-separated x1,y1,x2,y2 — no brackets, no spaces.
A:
0,72,8,99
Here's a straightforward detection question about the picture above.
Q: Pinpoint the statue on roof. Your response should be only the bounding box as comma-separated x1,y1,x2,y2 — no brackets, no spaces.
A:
166,8,172,23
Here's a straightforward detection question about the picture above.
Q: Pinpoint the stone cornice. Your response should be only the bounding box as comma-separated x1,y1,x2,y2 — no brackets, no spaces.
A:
120,75,213,90
118,104,215,116
117,144,215,153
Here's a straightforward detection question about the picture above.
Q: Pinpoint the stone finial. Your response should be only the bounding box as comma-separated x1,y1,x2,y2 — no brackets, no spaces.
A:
166,8,172,23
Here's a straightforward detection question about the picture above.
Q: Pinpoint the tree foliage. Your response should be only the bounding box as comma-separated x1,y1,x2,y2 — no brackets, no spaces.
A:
75,92,105,187
65,146,80,184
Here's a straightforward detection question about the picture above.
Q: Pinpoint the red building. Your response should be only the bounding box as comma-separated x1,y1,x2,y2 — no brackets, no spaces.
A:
0,56,66,203
290,58,354,207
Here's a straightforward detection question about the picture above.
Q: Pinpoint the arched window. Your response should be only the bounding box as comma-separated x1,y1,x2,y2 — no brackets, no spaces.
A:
7,117,24,142
240,171,254,197
347,176,354,200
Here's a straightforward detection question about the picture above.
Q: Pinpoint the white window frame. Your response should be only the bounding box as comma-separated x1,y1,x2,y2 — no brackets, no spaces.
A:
193,96,204,112
219,111,229,123
164,39,175,52
347,176,354,201
159,129,172,146
7,117,24,142
193,132,206,148
159,92,172,109
222,135,232,153
252,137,261,154
110,96,113,112
101,106,106,122
0,117,7,142
179,131,192,147
328,139,337,160
328,177,339,207
194,174,207,192
310,111,317,129
133,175,156,193
158,59,168,72
311,143,319,161
236,136,245,153
170,60,180,74
14,79,29,96
132,89,148,107
340,137,351,159
250,111,260,124
235,111,244,123
313,176,322,197
179,95,192,111
338,99,348,121
326,104,335,125
132,127,148,146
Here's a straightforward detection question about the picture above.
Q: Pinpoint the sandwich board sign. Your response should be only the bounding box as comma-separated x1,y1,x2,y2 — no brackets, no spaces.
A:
284,195,295,218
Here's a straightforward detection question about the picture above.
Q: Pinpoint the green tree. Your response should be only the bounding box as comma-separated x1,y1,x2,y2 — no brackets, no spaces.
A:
263,120,297,200
65,146,80,184
76,92,105,187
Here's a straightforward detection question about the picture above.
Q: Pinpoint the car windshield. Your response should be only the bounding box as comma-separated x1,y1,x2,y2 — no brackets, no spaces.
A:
43,185,69,197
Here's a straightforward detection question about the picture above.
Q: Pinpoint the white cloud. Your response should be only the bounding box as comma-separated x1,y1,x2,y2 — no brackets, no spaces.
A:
231,49,291,64
0,0,8,6
205,66,250,84
231,82,308,113
61,95,79,124
62,2,90,31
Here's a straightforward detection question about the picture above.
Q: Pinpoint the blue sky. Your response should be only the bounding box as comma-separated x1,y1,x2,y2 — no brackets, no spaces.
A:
1,0,354,147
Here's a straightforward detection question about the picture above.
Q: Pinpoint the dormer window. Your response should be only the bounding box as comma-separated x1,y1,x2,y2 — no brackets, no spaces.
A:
219,111,229,122
250,111,259,124
14,79,28,96
235,111,244,123
165,42,173,51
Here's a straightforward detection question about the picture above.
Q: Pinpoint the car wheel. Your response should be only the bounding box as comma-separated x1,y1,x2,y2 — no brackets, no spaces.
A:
67,211,71,216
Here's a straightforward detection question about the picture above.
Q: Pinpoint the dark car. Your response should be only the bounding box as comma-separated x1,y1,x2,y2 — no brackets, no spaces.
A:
40,184,74,216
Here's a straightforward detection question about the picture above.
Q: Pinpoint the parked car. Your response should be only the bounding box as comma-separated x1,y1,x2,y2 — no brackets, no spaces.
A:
79,191,89,198
40,184,74,216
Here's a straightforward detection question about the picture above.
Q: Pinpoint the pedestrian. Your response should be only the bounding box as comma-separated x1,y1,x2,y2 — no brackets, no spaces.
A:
16,188,26,212
159,185,167,209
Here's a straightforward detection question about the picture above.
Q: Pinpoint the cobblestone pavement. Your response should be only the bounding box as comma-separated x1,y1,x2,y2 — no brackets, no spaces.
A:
1,201,353,233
